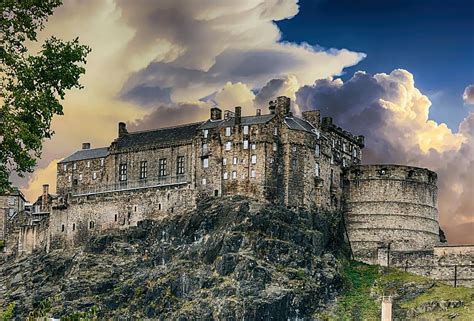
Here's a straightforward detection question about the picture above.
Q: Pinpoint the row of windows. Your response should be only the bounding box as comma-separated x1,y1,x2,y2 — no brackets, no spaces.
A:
119,156,185,181
221,169,257,180
67,172,99,182
205,126,278,138
203,155,257,169
63,158,105,171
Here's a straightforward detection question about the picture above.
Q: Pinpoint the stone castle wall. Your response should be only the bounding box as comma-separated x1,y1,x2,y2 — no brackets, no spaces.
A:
344,165,439,264
50,183,196,249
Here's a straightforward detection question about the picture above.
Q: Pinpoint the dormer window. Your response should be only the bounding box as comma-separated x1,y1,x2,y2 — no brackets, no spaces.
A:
203,129,209,138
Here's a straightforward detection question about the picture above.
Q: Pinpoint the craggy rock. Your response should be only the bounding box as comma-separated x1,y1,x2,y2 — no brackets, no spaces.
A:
0,196,347,320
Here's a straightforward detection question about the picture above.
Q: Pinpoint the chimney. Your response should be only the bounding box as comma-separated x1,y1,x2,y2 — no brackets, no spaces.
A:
82,142,91,150
256,109,261,116
118,122,128,138
302,110,321,128
269,100,276,114
210,107,222,120
275,96,291,117
322,117,333,129
234,106,242,125
42,184,49,210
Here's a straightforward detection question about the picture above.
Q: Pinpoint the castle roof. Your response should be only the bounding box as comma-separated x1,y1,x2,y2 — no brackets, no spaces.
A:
115,122,203,149
59,147,109,164
198,114,275,129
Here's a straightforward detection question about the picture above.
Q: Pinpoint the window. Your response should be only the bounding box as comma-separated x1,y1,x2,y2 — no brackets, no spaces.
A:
158,204,162,210
177,156,185,175
243,140,249,149
251,169,256,178
72,223,76,231
119,163,127,181
269,157,274,164
353,148,358,158
86,161,90,168
315,163,320,177
251,155,257,164
274,127,278,135
63,164,67,171
202,178,207,185
68,175,72,183
225,127,231,136
202,143,208,153
330,155,334,165
225,141,232,151
251,143,256,150
233,156,238,165
140,161,148,179
214,189,219,196
203,129,208,138
315,144,320,157
159,158,167,177
223,172,228,180
203,157,209,168
73,163,77,170
100,158,104,166
243,125,249,135
92,172,97,180
232,171,237,179
61,224,65,232
273,142,277,151
222,158,227,166
115,214,117,222
342,158,347,167
292,158,297,171
89,221,95,229
343,143,347,152
292,145,297,152
79,174,83,181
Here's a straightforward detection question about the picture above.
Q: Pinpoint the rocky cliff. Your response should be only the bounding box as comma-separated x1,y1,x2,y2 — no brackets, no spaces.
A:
0,196,347,320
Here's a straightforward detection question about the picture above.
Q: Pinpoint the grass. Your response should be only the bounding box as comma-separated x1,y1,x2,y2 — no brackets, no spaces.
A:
322,260,474,320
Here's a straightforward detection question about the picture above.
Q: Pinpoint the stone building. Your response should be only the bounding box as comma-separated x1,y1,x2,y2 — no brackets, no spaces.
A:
0,188,27,254
10,96,473,286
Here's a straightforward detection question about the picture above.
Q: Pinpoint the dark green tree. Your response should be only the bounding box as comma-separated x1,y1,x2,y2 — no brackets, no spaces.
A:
0,0,91,192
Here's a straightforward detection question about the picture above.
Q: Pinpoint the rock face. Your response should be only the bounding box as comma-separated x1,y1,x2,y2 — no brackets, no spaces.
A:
0,196,347,319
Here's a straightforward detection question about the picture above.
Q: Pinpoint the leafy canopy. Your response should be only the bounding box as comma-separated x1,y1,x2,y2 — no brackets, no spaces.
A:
0,0,91,192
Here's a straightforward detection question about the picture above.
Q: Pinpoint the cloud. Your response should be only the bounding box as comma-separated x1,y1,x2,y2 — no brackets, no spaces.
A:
115,0,365,104
296,69,473,244
22,159,60,202
463,84,474,104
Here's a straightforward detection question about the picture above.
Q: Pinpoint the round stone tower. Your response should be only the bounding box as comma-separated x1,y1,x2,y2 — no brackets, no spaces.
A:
344,164,439,264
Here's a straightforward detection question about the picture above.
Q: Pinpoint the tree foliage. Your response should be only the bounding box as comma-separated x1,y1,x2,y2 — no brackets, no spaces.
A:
0,0,91,192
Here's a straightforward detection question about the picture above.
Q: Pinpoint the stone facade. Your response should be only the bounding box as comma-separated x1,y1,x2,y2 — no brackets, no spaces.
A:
8,95,473,287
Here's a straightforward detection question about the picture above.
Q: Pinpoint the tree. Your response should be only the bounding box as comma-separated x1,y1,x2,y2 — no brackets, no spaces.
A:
0,0,91,192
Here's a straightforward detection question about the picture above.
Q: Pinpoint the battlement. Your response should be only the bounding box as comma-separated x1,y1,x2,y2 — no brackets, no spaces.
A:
347,164,437,185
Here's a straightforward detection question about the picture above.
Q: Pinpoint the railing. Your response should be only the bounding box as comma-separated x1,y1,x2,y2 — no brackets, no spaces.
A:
72,175,190,196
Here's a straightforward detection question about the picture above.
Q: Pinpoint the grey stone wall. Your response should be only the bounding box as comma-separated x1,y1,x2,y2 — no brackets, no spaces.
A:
345,164,439,263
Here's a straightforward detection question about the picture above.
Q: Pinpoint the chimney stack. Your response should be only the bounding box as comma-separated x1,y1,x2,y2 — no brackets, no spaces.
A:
302,110,321,128
118,122,128,138
275,96,291,117
269,100,276,114
256,109,261,116
82,142,91,150
210,107,222,120
234,106,242,125
42,184,49,210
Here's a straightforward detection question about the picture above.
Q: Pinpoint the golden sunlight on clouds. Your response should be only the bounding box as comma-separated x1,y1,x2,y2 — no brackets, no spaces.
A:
22,159,60,202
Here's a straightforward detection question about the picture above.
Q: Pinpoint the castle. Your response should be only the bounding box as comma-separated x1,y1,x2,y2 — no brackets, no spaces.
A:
1,96,472,286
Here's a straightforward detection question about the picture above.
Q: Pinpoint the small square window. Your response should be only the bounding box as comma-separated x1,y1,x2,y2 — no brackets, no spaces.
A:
202,178,207,185
251,143,256,150
225,141,232,151
243,140,249,149
292,146,297,152
225,127,231,136
232,171,237,179
251,169,256,178
203,129,209,138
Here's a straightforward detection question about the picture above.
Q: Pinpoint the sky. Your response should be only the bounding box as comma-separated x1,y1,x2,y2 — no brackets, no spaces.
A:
13,0,474,244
